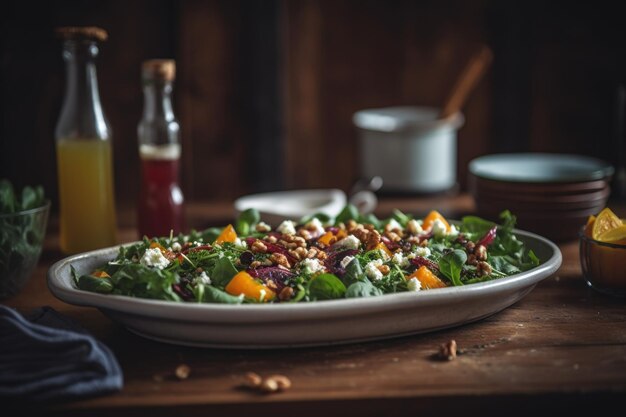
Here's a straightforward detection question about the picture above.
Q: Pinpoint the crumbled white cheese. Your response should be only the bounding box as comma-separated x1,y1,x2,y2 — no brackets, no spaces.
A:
170,242,182,252
193,271,212,285
448,224,459,238
406,219,423,235
378,247,391,261
140,248,170,270
392,252,409,267
335,235,361,250
305,217,326,236
234,237,247,249
409,247,431,258
340,255,355,269
301,258,325,274
259,289,267,302
431,218,448,238
277,220,296,235
365,259,383,281
407,277,422,292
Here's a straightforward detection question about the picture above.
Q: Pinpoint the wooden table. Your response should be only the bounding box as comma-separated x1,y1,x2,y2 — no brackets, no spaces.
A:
5,195,626,416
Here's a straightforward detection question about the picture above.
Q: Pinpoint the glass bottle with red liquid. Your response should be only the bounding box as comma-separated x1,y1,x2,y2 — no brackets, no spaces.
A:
137,59,184,238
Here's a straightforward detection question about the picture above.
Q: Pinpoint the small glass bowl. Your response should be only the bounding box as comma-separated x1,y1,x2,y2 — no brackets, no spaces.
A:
0,201,50,299
579,227,626,297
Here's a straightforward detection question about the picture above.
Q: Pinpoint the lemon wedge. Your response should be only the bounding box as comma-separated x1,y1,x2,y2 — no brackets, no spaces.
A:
597,224,626,244
592,208,623,241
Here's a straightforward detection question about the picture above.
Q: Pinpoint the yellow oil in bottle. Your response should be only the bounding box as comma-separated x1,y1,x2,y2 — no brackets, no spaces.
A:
56,139,117,253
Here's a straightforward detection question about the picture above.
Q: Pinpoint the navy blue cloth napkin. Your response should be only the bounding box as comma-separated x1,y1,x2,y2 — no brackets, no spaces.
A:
0,305,123,402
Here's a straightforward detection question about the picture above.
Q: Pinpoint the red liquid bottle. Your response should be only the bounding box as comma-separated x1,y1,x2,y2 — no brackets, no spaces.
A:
137,60,185,238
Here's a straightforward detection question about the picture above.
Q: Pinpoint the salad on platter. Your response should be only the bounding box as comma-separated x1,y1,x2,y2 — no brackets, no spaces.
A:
73,206,540,304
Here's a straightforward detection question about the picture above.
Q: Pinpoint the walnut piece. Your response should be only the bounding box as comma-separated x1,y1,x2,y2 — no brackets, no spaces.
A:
438,340,457,361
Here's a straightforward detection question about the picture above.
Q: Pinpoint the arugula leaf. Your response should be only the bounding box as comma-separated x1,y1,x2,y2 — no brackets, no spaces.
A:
392,209,412,227
499,210,517,232
308,273,346,300
211,256,239,287
346,279,383,298
110,263,180,301
488,255,520,275
439,249,467,286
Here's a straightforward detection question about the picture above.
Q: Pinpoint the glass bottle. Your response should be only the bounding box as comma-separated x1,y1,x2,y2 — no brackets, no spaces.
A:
137,59,185,238
55,27,117,254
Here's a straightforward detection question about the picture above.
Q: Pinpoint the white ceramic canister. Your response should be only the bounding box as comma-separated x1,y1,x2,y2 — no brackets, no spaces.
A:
353,106,464,193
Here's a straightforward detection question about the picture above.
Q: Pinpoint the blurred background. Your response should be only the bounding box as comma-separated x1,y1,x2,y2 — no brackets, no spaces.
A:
1,0,625,213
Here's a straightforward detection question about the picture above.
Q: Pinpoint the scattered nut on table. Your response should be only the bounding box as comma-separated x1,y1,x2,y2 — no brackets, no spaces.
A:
438,339,457,361
175,364,191,380
244,372,263,388
243,372,291,394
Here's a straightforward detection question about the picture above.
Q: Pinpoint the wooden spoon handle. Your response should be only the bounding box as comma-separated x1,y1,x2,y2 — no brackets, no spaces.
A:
439,45,493,119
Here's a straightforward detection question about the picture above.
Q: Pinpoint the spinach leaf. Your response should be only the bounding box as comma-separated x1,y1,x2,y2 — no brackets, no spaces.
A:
345,279,383,298
0,181,47,296
195,284,243,304
308,273,346,300
0,180,16,213
199,227,222,244
342,258,364,286
211,256,239,287
439,249,467,286
461,215,495,237
301,212,333,225
235,208,260,236
335,204,359,225
359,213,381,229
21,186,44,211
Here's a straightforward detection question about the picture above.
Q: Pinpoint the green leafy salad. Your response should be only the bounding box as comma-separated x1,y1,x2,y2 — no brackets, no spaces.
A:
73,206,540,304
0,180,48,296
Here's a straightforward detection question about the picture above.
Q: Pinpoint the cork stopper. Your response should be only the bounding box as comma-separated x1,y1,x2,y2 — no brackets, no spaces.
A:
142,59,176,82
55,26,108,42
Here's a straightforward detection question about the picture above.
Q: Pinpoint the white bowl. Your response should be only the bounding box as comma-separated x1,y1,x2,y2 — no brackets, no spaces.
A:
234,189,348,226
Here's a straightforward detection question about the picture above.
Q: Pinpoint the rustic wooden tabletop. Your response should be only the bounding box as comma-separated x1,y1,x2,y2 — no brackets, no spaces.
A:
4,195,626,416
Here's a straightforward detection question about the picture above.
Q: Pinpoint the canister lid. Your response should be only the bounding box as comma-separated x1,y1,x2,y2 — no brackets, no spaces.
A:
55,26,108,42
142,59,176,82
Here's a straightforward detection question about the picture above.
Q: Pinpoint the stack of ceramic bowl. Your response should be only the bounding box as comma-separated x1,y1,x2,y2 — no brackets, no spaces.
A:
468,153,614,242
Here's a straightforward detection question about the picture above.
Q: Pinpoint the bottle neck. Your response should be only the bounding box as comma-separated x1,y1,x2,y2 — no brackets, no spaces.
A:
56,40,110,140
142,80,175,122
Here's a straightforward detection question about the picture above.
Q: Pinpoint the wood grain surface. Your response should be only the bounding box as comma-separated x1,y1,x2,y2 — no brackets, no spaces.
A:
4,196,625,416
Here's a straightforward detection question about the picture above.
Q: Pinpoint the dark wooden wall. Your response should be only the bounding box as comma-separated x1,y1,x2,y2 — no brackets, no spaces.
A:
1,0,624,212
